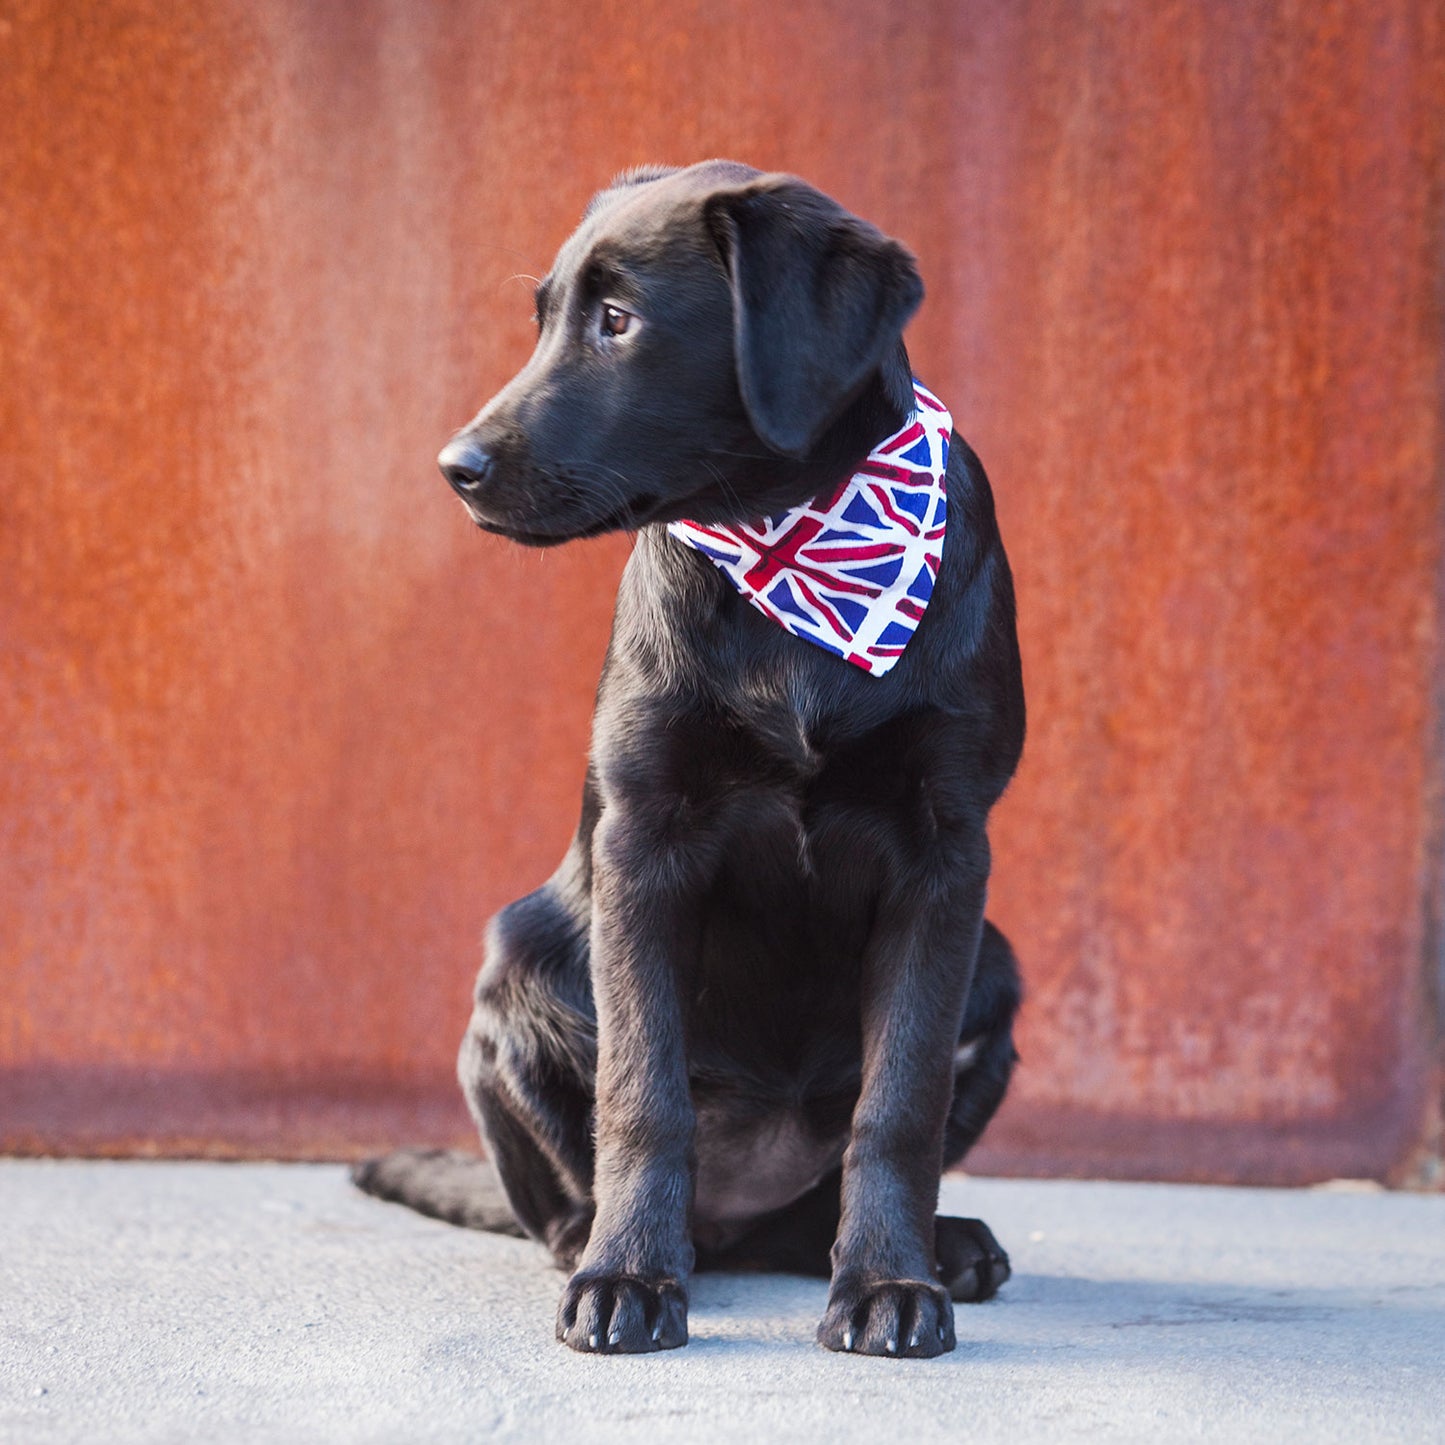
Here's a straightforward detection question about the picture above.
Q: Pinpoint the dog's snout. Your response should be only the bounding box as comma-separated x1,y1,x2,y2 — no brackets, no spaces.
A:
438,435,494,494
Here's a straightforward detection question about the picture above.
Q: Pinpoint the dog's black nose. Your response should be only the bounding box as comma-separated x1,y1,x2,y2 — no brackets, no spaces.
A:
438,435,494,494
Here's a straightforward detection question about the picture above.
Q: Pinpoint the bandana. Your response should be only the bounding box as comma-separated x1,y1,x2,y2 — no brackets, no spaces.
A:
668,379,950,676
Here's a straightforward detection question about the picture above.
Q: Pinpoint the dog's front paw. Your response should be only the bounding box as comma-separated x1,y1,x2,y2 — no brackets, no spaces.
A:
817,1276,955,1358
556,1271,688,1354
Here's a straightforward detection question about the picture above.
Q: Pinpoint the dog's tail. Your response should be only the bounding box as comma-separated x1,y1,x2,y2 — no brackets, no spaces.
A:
350,1148,526,1236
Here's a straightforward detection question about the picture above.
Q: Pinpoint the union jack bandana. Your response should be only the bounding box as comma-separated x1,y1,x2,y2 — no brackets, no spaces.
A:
668,379,951,676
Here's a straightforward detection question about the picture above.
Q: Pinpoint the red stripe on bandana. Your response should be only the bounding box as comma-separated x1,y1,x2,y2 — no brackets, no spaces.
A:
668,379,952,678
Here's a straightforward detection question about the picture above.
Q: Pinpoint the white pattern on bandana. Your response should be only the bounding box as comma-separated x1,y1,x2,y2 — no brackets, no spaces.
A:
668,379,951,676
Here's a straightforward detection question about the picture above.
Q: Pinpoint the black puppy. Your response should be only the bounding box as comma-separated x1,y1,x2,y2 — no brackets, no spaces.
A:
355,159,1025,1359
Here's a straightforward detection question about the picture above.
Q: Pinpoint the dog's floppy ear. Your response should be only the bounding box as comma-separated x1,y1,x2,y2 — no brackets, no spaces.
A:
704,175,924,458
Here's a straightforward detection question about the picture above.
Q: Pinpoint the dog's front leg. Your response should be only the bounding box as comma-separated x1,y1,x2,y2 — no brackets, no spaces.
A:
555,802,698,1354
818,835,990,1359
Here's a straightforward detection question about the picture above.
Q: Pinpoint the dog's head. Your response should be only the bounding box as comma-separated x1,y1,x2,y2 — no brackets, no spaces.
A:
439,160,924,545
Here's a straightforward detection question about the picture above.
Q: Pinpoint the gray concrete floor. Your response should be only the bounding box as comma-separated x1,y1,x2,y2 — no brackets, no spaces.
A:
2,1161,1442,1444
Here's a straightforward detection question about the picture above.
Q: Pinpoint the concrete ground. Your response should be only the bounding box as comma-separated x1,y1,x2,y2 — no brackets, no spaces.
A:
2,1161,1442,1444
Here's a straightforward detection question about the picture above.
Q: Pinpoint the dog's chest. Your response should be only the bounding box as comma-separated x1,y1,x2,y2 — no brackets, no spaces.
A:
732,674,828,779
681,699,916,1035
722,671,928,834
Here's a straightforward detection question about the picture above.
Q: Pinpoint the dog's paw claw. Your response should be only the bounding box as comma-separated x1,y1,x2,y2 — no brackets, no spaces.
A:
557,1272,688,1354
817,1277,955,1359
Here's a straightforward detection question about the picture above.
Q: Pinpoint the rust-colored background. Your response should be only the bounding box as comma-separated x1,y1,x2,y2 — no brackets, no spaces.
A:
3,0,1442,1184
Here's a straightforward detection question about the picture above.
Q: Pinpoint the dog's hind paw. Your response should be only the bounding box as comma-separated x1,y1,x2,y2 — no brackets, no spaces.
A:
817,1276,955,1358
935,1215,1011,1302
556,1271,688,1354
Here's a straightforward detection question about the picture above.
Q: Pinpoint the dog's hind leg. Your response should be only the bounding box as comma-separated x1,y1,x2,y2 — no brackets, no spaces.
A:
943,920,1022,1162
456,885,600,1269
935,918,1021,1303
354,881,600,1269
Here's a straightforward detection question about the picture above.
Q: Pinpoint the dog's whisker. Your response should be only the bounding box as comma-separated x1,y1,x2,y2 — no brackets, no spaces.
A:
703,446,780,463
699,457,748,518
552,458,646,533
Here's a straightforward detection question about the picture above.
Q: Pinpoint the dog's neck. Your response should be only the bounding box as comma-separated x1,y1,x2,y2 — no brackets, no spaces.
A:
669,370,951,676
808,341,917,497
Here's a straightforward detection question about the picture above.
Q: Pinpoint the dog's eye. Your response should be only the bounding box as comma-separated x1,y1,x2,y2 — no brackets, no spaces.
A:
600,305,634,338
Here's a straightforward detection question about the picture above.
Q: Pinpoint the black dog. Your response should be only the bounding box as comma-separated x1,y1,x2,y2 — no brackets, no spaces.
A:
355,160,1025,1358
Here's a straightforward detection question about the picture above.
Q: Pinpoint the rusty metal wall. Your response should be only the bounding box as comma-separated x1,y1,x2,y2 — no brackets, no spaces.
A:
2,0,1441,1182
